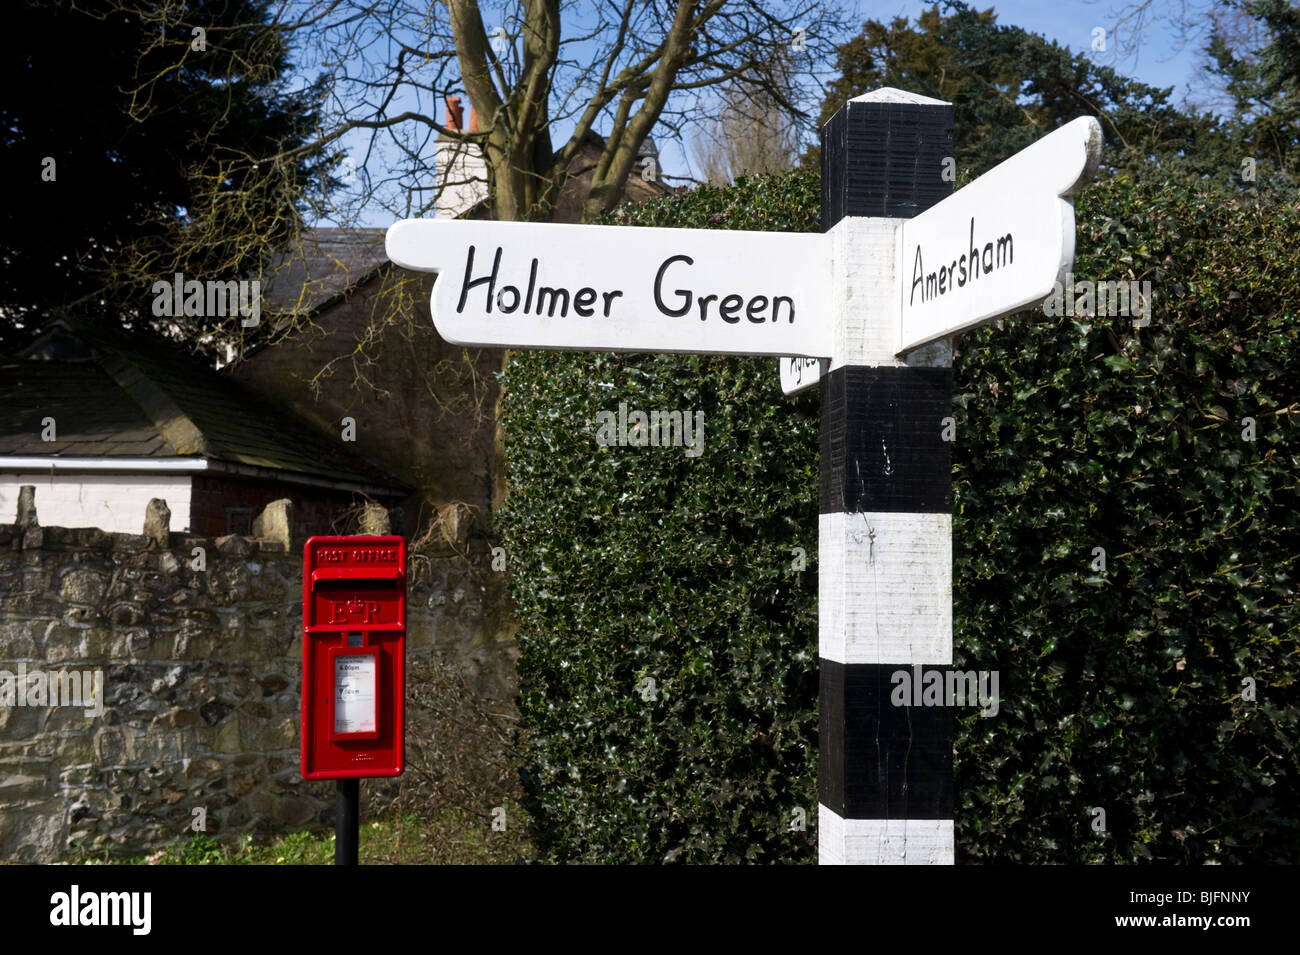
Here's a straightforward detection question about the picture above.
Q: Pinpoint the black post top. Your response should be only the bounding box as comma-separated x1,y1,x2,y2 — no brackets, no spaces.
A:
821,88,955,231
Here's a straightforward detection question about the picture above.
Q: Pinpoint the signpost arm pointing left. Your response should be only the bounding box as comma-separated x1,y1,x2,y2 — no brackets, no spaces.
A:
385,219,834,357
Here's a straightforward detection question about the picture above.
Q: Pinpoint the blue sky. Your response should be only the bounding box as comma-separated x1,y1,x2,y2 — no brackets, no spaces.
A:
317,1,1222,228
915,0,1215,98
673,0,1218,178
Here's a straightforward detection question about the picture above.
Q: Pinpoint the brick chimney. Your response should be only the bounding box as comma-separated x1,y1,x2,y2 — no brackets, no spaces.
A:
445,95,463,132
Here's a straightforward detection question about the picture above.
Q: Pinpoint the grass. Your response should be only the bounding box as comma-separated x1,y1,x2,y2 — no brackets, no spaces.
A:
69,808,532,866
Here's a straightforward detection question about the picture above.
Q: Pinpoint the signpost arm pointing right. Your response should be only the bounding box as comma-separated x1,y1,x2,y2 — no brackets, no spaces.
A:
896,115,1102,354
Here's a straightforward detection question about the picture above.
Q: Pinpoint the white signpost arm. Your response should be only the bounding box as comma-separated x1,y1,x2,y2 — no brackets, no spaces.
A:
898,117,1102,354
779,356,827,395
386,219,833,358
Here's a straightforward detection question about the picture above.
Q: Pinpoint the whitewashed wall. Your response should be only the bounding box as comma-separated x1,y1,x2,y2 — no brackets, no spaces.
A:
0,473,192,533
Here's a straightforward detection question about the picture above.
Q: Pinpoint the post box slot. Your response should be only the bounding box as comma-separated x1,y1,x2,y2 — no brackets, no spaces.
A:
311,568,401,588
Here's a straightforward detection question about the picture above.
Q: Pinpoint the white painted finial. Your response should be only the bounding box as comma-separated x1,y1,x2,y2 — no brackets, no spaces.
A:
850,87,951,107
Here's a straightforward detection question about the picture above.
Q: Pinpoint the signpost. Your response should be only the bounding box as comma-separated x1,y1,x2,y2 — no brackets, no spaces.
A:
386,88,1101,864
777,115,1100,391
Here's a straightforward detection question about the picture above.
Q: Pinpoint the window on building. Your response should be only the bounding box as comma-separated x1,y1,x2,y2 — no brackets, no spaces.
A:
225,507,253,535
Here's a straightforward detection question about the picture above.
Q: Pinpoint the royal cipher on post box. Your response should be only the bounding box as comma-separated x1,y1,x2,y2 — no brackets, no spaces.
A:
301,536,405,780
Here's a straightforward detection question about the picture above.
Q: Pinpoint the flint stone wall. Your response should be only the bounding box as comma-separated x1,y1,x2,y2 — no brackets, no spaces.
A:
0,518,514,862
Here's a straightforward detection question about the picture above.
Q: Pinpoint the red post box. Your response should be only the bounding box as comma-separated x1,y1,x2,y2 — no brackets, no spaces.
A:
301,536,406,780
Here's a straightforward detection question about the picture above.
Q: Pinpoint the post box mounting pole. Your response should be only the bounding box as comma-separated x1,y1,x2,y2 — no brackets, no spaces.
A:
336,779,360,865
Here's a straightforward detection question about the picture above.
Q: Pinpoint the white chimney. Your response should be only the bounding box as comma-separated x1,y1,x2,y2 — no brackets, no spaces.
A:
435,95,488,219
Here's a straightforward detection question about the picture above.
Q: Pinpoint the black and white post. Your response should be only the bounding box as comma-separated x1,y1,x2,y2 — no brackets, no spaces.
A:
816,90,957,865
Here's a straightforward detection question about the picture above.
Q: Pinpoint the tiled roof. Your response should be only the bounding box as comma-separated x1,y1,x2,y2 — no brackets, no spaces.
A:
0,361,168,457
3,319,407,493
261,228,389,316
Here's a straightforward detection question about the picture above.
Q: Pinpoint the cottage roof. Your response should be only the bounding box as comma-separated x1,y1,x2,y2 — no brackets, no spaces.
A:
2,319,407,495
